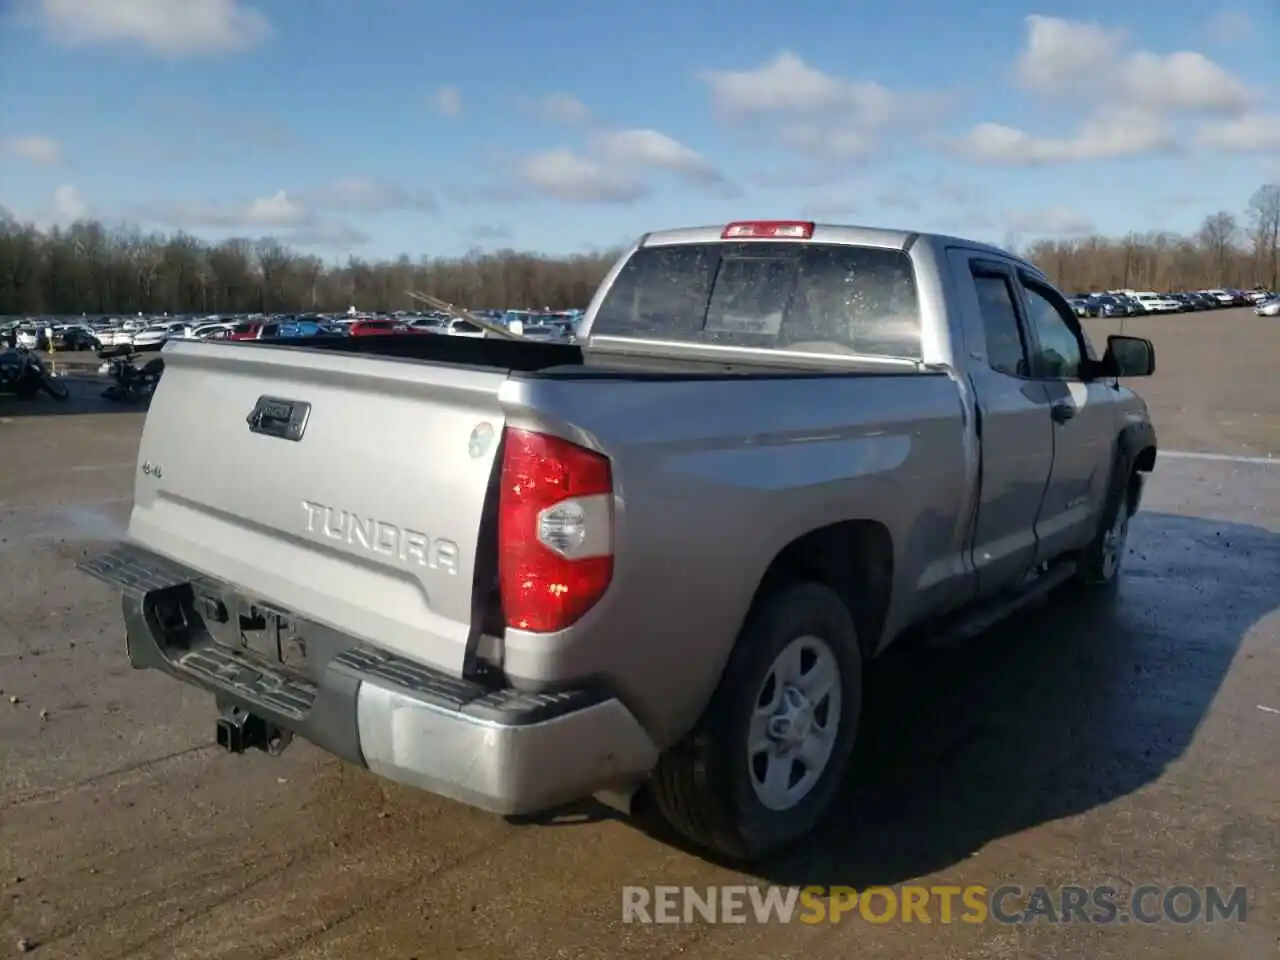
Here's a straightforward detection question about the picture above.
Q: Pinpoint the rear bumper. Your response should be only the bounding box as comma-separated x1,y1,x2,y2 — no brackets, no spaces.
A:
78,544,658,816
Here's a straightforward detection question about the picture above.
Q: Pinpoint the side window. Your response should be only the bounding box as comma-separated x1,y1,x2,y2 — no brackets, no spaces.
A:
1021,284,1083,380
971,270,1029,377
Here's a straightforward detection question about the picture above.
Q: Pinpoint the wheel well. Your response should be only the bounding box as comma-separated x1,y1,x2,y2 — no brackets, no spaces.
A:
749,520,893,661
1128,445,1156,511
1133,445,1156,473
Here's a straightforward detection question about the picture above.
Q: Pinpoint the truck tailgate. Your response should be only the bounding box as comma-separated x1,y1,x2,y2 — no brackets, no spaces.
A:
127,340,509,675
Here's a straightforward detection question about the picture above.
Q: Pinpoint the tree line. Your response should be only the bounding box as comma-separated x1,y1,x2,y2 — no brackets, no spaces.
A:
1,183,1277,316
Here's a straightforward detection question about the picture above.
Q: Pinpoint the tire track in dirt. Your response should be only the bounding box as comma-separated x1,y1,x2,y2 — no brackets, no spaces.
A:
78,791,527,959
0,744,215,811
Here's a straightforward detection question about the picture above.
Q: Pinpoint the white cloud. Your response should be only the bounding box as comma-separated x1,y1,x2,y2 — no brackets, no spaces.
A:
587,128,740,195
513,127,738,204
120,176,438,249
1004,207,1096,236
699,51,942,162
953,106,1176,166
3,134,62,165
1012,15,1256,114
466,224,513,243
775,125,878,162
1193,113,1280,152
287,222,370,249
530,93,591,125
1117,51,1256,114
133,176,434,233
432,86,462,117
51,185,88,222
954,15,1259,165
702,51,900,120
27,184,89,230
516,149,646,204
298,177,437,213
1013,15,1121,96
149,190,310,230
35,0,270,56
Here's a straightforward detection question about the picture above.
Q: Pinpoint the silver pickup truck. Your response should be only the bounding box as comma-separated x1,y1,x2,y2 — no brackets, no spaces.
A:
80,221,1158,861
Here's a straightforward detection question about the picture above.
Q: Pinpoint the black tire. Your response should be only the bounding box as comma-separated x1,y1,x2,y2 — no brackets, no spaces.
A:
1074,455,1136,585
651,582,863,862
40,375,71,401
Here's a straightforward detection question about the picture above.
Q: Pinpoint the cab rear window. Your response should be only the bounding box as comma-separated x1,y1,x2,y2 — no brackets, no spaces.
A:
591,241,921,359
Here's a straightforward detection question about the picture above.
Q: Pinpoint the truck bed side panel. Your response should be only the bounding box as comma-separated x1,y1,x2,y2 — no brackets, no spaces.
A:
497,370,972,746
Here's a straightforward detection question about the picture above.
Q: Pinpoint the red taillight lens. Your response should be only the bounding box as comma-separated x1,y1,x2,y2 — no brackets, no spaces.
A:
498,428,614,633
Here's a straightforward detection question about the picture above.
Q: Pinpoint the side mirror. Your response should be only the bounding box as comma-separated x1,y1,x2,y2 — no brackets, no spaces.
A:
1100,334,1155,378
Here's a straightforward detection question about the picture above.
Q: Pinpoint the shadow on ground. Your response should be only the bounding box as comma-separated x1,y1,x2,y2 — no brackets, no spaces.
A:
0,374,146,419
550,510,1279,884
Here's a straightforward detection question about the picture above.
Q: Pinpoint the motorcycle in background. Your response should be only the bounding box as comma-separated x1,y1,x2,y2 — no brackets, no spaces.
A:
0,346,71,401
101,354,164,404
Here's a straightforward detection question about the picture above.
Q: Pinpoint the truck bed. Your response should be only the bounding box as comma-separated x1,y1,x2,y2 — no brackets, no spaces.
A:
127,336,960,696
265,331,932,378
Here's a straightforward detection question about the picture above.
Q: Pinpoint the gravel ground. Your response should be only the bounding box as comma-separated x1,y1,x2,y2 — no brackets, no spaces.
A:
1,310,1277,959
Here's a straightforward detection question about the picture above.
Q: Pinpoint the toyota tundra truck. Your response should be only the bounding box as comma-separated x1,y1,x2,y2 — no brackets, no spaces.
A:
79,221,1158,861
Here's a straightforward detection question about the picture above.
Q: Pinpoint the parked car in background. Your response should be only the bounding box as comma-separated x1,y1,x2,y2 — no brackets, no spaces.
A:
1131,291,1180,313
347,319,400,337
132,321,189,350
276,320,332,338
59,324,103,351
227,320,288,341
444,318,486,338
1088,295,1130,317
1256,296,1280,317
405,316,449,334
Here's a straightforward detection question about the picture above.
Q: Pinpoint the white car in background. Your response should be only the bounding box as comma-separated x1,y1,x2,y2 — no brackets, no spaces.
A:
96,326,135,348
132,321,189,349
186,322,236,340
1256,296,1280,317
445,318,486,338
1132,291,1180,313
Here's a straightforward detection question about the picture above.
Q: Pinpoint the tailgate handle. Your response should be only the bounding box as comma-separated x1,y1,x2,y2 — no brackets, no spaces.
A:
247,396,310,441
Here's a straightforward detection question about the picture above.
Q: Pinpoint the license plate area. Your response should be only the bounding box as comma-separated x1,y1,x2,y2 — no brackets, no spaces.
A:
198,591,309,671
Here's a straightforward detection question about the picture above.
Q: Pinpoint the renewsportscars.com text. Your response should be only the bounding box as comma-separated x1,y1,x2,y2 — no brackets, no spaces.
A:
621,884,1249,925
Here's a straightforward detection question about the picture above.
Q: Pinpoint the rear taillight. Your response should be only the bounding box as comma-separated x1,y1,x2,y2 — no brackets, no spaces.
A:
497,428,613,633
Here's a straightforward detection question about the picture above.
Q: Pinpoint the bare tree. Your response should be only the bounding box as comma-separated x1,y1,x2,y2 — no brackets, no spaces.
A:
1196,212,1238,285
1246,183,1280,289
1,183,1275,316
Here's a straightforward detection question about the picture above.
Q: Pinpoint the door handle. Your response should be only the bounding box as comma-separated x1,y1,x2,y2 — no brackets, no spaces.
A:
1051,401,1076,423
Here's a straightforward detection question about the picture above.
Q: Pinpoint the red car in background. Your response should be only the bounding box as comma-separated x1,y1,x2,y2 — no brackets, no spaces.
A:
347,319,400,336
226,320,283,341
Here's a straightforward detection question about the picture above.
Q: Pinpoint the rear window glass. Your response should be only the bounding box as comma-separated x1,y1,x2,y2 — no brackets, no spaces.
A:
591,241,921,359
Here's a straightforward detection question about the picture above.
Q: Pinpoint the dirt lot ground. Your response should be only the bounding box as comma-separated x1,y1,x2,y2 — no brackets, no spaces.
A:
2,309,1278,959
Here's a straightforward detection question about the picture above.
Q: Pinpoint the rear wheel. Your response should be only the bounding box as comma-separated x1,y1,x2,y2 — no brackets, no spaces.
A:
651,582,862,862
40,374,70,401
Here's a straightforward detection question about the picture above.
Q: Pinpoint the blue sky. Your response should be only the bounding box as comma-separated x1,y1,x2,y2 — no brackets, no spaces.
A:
1,0,1277,260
